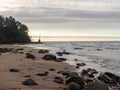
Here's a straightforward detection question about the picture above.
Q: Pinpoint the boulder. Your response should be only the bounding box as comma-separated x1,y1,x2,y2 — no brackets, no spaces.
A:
56,52,63,56
98,72,120,85
42,54,56,60
26,53,36,59
62,71,71,76
66,72,79,78
38,49,49,54
66,82,81,90
22,78,38,86
49,68,56,71
66,76,85,89
9,68,19,72
16,48,24,51
54,76,64,84
84,82,109,90
76,63,86,67
87,68,98,74
36,71,49,76
0,48,10,53
55,58,67,62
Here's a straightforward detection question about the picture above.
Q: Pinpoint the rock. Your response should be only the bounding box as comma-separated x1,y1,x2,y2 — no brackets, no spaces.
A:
16,48,24,51
56,52,63,56
74,59,78,61
66,72,79,78
24,75,31,78
57,71,63,74
38,49,49,54
63,51,70,55
26,53,36,59
54,76,64,84
66,76,85,89
36,71,49,76
84,82,109,90
22,78,38,86
75,66,80,69
87,68,98,74
76,63,86,67
97,49,101,51
0,48,10,53
9,68,19,72
42,54,56,60
62,71,71,76
81,69,88,76
66,82,81,90
55,58,67,62
98,72,120,85
74,48,83,50
49,68,56,71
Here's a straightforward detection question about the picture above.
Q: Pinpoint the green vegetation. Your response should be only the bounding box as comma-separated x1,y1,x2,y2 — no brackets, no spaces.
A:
0,15,31,44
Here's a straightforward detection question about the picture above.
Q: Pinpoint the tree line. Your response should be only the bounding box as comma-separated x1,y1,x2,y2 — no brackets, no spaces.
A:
0,15,31,44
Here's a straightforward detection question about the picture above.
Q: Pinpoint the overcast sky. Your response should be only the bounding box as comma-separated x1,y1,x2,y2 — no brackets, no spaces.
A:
0,0,120,37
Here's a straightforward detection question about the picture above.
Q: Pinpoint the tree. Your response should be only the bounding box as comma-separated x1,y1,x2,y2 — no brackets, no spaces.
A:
0,15,31,44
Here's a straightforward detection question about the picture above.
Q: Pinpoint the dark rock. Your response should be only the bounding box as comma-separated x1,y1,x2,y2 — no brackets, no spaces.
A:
75,66,80,69
42,54,56,60
87,68,98,74
66,76,85,89
66,82,81,90
22,78,38,86
36,71,49,76
74,59,78,61
98,72,120,85
38,49,49,54
9,68,19,72
62,71,70,76
63,51,70,55
85,79,94,83
0,48,10,53
54,76,64,84
76,63,86,67
88,74,94,78
81,69,88,76
26,53,36,59
57,71,63,74
74,48,83,50
24,75,31,78
49,68,56,71
66,72,79,79
56,52,63,56
84,82,109,90
55,58,67,62
97,49,101,51
16,48,24,51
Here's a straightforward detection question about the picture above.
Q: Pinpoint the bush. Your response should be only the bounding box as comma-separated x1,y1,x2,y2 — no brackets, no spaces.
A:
0,15,31,44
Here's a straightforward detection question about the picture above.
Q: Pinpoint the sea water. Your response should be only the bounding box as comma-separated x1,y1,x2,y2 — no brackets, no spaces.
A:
23,41,120,75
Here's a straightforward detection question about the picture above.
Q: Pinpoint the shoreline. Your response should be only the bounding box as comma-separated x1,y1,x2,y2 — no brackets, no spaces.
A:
0,45,74,90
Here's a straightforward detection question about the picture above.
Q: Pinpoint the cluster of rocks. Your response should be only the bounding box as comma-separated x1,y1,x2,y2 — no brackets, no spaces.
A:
56,50,71,56
75,63,86,69
42,54,67,62
98,72,120,87
0,47,25,54
26,53,36,60
38,49,49,54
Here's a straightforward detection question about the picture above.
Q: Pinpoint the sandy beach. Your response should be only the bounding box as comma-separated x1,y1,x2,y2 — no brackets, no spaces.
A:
0,45,74,90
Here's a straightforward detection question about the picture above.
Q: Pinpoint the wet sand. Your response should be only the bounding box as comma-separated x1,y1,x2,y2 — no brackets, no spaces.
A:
0,45,74,90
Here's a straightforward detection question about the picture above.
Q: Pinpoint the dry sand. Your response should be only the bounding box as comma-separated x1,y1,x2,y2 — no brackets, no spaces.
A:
0,45,74,90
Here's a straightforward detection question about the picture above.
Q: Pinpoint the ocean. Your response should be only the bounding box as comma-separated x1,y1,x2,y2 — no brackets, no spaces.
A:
23,41,120,75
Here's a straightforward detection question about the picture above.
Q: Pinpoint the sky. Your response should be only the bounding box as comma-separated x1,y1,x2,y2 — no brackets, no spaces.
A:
0,0,120,39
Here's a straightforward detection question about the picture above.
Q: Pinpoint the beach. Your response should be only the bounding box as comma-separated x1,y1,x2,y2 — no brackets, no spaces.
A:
0,45,74,90
0,41,120,90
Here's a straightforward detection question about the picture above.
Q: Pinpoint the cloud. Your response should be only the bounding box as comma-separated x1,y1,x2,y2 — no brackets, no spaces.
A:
0,0,120,32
